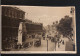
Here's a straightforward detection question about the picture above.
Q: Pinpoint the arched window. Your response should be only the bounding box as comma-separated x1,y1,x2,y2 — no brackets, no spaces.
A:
10,8,12,17
2,7,5,16
14,10,17,18
8,8,10,17
5,7,7,16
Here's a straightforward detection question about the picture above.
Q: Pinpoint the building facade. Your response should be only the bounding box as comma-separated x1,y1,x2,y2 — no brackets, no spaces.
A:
2,6,25,50
22,19,43,48
2,6,43,50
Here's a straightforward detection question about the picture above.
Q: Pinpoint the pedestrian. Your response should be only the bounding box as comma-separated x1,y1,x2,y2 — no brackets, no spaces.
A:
58,42,60,48
62,40,64,45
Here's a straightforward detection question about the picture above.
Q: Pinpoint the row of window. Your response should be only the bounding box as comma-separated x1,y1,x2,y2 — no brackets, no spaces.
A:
2,7,25,19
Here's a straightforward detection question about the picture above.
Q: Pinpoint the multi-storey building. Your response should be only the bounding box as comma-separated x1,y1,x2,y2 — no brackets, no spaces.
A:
2,6,25,50
22,19,43,48
2,6,43,50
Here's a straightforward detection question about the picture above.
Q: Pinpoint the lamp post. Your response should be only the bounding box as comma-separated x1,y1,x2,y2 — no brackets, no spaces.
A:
46,38,48,51
54,38,56,51
47,40,48,51
54,36,57,51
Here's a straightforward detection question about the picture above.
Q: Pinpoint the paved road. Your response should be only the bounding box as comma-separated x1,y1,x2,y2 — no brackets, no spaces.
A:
20,38,55,51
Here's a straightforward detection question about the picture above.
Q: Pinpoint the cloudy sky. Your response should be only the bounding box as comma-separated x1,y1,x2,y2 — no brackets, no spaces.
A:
16,6,72,26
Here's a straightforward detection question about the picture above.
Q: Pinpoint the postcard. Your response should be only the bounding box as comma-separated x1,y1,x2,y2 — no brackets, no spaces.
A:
0,5,77,54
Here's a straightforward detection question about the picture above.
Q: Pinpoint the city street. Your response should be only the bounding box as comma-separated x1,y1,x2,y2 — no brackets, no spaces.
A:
20,38,55,51
2,6,76,53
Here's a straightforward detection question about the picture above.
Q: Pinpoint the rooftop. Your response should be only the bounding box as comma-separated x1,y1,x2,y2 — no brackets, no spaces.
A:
2,6,25,13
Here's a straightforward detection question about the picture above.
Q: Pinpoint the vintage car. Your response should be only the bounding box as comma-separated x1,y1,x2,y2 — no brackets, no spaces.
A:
34,38,41,47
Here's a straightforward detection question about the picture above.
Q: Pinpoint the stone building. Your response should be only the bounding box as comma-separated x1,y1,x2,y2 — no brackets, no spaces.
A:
2,6,43,50
22,19,43,48
2,6,25,50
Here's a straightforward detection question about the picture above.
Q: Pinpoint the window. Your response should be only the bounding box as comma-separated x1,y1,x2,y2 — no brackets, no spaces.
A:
16,11,19,19
21,12,24,19
12,10,14,18
8,9,10,17
12,9,15,18
10,9,12,17
14,10,17,18
20,12,21,19
5,7,7,16
2,7,5,15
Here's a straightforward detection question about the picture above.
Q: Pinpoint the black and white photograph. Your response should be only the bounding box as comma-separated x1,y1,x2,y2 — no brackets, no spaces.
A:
1,5,77,54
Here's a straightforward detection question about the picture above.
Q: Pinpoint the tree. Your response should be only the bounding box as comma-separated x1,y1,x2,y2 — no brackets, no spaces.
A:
56,16,73,38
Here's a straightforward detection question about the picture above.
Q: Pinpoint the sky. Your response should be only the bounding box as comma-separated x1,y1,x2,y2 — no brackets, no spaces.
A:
16,6,72,26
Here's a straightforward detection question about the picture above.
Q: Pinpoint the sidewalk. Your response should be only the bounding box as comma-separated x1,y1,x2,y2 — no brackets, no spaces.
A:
55,43,65,51
54,37,69,51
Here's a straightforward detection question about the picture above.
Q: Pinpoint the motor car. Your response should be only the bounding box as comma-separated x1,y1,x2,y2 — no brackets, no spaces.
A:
43,36,45,40
34,38,41,47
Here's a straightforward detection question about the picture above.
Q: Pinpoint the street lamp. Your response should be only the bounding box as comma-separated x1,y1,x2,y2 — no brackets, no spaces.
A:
54,35,57,51
46,38,48,51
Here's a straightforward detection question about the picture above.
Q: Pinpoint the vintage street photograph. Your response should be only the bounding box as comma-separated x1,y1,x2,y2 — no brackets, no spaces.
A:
1,5,76,54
